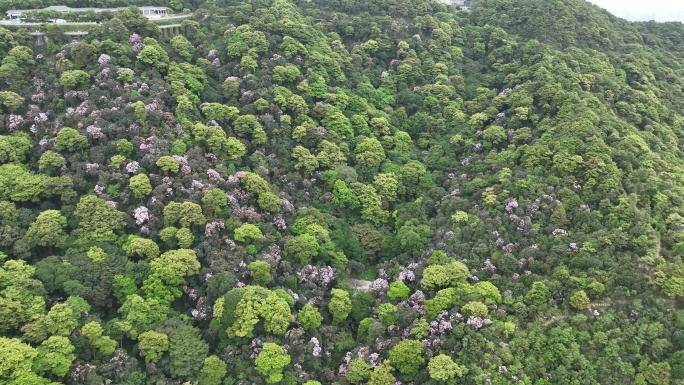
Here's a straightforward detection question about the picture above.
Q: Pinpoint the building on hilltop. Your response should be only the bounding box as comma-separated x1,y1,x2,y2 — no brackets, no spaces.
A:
5,5,169,21
432,0,472,11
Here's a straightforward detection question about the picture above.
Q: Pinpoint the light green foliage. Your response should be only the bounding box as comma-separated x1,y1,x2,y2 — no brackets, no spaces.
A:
202,188,227,217
388,339,424,378
81,322,116,355
298,304,323,330
378,303,398,325
293,146,319,173
44,303,79,336
193,123,247,160
428,354,463,381
643,362,671,385
317,140,347,168
355,136,386,172
156,156,180,174
231,286,294,337
0,91,24,112
127,238,160,260
138,330,169,363
163,201,205,228
133,101,147,125
367,362,396,385
233,114,267,145
176,227,195,248
73,195,124,242
461,301,488,317
137,42,170,71
473,281,502,304
525,281,551,307
373,173,401,202
171,35,195,61
197,355,227,385
118,295,168,338
59,70,90,90
55,128,88,152
452,211,468,224
150,249,200,286
202,103,239,123
388,281,410,301
24,210,67,248
329,288,352,323
37,151,65,174
333,180,360,209
33,336,75,377
87,246,107,262
422,261,469,290
234,224,263,242
129,174,152,199
255,342,291,383
0,337,39,381
284,234,319,264
248,261,271,285
346,358,372,384
570,290,590,310
358,184,389,225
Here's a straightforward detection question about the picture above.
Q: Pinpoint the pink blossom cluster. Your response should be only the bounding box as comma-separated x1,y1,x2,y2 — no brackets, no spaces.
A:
212,58,221,68
372,278,389,293
296,265,334,286
207,169,223,183
207,49,219,59
86,163,99,173
93,185,105,195
310,337,322,357
397,267,416,282
273,216,287,231
86,125,103,139
8,114,23,130
98,54,110,65
552,228,568,236
502,243,516,253
505,197,519,212
125,161,139,173
133,206,149,225
466,316,493,329
191,180,204,190
482,259,497,273
129,34,144,53
205,221,225,237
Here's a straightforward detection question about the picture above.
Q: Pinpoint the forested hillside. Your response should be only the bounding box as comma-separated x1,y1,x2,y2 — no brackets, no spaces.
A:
0,0,683,384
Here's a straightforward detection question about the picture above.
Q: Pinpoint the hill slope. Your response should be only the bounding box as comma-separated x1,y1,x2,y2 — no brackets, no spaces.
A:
0,0,682,384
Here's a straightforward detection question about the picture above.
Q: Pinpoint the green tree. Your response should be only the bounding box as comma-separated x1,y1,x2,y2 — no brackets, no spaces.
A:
643,362,671,385
156,156,180,174
24,210,67,249
129,174,152,199
388,281,410,301
422,261,469,290
127,238,160,260
388,339,424,379
55,128,88,153
367,362,396,385
44,303,79,337
293,146,319,173
299,304,323,330
329,288,352,323
201,188,227,217
234,224,263,243
461,301,488,317
346,358,372,384
138,330,169,363
37,151,65,175
284,234,319,264
81,321,116,355
118,295,168,338
428,354,462,381
569,290,590,310
171,35,195,61
255,342,291,383
248,261,271,285
150,249,200,286
32,336,75,377
525,282,551,307
0,337,38,381
197,355,227,385
59,70,90,90
163,201,205,228
169,326,209,379
73,195,124,242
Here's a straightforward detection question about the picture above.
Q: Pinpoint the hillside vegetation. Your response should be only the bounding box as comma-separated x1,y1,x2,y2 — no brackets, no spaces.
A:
0,0,683,384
